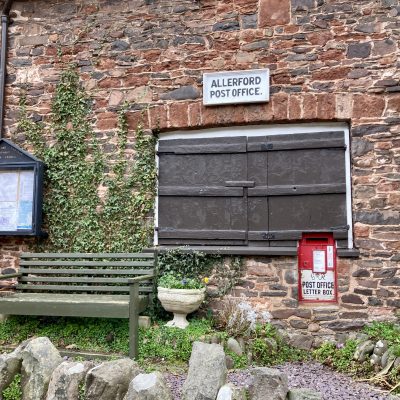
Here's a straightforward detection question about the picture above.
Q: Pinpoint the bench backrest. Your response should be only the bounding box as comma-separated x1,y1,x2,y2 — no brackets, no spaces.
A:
18,253,155,295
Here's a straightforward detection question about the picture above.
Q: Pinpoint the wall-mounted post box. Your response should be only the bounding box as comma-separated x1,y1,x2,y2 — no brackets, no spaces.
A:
298,233,337,302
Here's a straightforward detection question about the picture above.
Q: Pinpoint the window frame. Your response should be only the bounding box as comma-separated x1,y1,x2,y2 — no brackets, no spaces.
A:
155,122,353,253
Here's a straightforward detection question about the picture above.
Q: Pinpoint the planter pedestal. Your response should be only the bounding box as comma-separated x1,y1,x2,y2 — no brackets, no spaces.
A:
157,287,205,329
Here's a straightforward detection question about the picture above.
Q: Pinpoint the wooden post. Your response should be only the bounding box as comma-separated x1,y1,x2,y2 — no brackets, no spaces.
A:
129,281,139,359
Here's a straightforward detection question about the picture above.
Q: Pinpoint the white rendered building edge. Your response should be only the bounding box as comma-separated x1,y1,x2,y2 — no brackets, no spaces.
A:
155,122,353,249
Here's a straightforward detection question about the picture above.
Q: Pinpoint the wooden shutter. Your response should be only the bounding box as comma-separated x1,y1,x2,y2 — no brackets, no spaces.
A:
247,131,347,247
157,131,349,248
157,137,248,245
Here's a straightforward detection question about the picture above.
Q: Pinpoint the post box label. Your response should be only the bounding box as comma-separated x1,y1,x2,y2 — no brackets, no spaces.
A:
312,250,326,273
327,246,334,269
301,270,335,301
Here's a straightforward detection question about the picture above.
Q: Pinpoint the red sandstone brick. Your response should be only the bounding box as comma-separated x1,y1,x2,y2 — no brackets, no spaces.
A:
168,103,189,129
316,94,336,120
98,77,122,89
123,74,150,87
289,96,301,120
96,117,117,130
307,31,333,46
127,110,149,131
259,0,290,27
272,93,289,120
234,0,258,14
313,67,350,81
354,223,370,238
302,94,317,120
188,102,202,127
388,193,400,205
244,103,273,124
387,94,400,113
353,95,385,118
149,105,168,131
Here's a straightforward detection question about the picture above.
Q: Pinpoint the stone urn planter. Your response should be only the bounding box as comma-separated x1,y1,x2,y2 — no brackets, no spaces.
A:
157,286,206,329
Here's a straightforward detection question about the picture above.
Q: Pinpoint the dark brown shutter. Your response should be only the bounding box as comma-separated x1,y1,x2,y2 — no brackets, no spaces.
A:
248,131,347,247
158,137,248,245
157,131,349,248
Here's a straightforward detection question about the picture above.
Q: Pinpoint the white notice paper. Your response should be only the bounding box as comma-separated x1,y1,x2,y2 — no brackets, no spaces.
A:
0,202,17,231
313,250,326,273
19,170,34,201
327,246,334,269
0,172,18,202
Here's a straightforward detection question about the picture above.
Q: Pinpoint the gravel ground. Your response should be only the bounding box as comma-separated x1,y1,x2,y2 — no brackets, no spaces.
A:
164,361,400,400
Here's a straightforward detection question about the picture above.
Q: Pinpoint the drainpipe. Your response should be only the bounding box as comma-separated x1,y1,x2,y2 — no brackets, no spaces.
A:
0,0,14,139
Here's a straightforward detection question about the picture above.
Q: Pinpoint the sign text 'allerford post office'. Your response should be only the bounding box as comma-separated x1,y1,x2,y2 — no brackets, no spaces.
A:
203,69,270,106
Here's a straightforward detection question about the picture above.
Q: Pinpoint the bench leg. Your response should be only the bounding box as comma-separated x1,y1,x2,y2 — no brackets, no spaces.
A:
129,283,139,359
0,314,8,322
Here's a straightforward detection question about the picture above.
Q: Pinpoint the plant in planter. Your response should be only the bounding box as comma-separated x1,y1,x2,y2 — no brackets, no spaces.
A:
157,272,208,329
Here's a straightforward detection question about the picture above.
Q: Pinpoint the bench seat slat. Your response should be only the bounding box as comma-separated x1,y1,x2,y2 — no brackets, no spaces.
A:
20,261,154,267
0,293,148,318
16,284,153,293
20,276,152,284
20,253,154,259
19,268,154,275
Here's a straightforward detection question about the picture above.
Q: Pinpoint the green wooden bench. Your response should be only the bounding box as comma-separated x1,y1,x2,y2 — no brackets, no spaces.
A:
0,252,155,359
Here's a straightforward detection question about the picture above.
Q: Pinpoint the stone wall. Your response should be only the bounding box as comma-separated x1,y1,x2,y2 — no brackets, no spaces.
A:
0,0,399,334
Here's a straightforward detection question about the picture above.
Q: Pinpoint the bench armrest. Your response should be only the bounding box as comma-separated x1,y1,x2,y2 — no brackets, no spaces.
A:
127,274,154,285
0,273,22,280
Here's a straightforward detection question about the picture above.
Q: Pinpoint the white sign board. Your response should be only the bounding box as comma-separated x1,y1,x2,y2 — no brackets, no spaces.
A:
301,270,335,301
203,69,270,106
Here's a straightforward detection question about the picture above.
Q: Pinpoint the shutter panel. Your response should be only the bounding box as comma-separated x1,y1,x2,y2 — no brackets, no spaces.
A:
158,137,247,245
247,131,347,246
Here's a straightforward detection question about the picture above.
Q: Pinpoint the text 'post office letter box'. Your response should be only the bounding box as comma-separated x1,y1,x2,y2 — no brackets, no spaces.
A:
298,233,337,302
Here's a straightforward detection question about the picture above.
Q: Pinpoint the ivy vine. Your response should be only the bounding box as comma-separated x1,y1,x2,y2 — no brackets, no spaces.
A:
18,66,157,252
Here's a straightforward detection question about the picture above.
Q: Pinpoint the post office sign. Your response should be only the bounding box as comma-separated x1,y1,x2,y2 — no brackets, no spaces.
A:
203,69,270,106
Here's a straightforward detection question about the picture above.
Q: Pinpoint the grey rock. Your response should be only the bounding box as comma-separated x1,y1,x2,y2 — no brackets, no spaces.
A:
225,355,235,370
123,372,172,400
217,383,247,400
160,85,200,101
21,337,63,400
182,342,227,400
85,358,141,400
354,340,374,362
288,388,322,400
0,340,29,392
347,42,371,59
351,138,374,157
46,361,94,400
241,14,257,29
370,354,382,366
381,349,396,369
323,320,366,332
292,0,315,11
289,334,314,351
249,367,288,400
373,340,388,357
227,338,243,356
212,21,240,32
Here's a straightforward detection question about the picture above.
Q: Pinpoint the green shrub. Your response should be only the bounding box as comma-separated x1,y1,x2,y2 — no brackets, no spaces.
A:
363,321,400,345
251,324,308,366
158,273,206,289
2,375,21,400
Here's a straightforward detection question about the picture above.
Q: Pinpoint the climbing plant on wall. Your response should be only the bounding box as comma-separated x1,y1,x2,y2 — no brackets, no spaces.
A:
18,66,157,252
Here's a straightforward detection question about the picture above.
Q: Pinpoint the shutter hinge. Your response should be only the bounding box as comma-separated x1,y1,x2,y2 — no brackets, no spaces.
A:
261,143,273,150
262,232,275,240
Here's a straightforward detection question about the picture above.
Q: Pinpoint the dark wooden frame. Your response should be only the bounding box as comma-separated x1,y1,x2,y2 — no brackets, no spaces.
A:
0,252,155,358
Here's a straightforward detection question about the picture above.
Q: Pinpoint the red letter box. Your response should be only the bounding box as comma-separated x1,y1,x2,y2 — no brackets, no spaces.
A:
298,233,337,303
